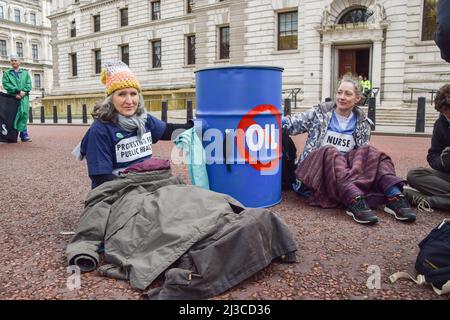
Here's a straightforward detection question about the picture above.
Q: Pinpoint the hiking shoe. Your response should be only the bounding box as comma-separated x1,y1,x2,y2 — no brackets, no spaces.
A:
19,131,32,142
345,195,379,225
384,194,417,222
403,187,434,213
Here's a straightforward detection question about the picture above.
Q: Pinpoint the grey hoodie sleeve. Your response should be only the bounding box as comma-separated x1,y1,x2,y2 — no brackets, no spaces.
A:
282,107,317,136
66,196,113,271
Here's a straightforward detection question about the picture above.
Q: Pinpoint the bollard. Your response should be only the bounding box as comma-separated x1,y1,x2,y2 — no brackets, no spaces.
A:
367,97,376,131
186,100,193,122
161,100,168,122
40,106,45,123
67,105,72,124
29,107,33,123
416,96,426,133
82,104,88,124
325,97,332,102
284,98,291,116
53,105,58,123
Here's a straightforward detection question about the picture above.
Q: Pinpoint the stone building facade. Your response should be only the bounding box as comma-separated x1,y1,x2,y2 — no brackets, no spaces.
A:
47,0,450,109
0,0,53,105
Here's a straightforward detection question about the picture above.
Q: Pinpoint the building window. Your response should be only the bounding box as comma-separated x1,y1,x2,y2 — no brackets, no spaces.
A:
14,9,21,23
219,26,230,59
338,8,372,24
151,1,161,21
152,40,161,68
32,44,39,60
30,12,36,25
186,35,195,65
93,15,100,32
278,11,297,51
70,53,77,76
34,74,41,89
422,0,438,41
94,49,101,74
0,40,6,56
16,42,23,58
0,6,4,19
120,8,128,27
70,19,76,37
187,0,194,14
121,45,129,65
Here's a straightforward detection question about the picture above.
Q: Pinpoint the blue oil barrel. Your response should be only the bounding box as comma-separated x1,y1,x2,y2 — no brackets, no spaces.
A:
195,65,283,208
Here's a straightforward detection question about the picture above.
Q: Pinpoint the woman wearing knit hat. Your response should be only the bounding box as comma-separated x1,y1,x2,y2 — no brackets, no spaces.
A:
74,60,192,189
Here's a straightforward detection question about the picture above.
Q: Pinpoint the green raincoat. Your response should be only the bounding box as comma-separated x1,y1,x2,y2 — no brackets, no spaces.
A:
2,68,32,132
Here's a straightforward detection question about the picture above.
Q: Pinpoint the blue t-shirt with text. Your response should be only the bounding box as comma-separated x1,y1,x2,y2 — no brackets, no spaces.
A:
80,114,166,182
321,111,357,153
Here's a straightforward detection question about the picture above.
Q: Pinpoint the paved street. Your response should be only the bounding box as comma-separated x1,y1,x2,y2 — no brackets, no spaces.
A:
0,124,448,300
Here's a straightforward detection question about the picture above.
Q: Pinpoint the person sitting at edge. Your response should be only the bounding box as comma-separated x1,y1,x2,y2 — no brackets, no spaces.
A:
404,84,450,212
435,0,450,63
282,75,416,225
72,60,192,189
2,54,33,142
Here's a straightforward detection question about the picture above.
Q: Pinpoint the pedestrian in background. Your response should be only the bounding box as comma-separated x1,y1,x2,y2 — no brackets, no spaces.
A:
362,76,372,96
358,75,364,90
405,84,450,211
282,75,416,225
2,54,32,142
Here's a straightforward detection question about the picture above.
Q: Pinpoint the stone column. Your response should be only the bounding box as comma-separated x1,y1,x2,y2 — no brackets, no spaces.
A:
372,38,383,105
229,0,246,64
302,1,324,105
25,34,31,62
9,35,14,56
321,41,332,102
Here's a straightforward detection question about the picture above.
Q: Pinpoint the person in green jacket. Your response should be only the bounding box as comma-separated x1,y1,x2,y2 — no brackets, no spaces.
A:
2,54,32,142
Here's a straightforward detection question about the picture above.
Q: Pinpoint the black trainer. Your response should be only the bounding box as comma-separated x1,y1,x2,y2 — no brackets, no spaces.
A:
345,195,379,225
403,187,434,213
384,194,416,222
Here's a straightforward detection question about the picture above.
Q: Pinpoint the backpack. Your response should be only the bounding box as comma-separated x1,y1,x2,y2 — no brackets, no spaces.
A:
281,130,297,190
390,219,450,295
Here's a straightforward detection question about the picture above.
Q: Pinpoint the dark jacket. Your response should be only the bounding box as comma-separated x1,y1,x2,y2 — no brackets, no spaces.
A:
67,169,297,299
427,115,450,172
435,0,450,63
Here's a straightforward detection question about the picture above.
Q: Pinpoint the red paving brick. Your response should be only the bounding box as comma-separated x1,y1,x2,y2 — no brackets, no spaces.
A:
0,124,448,300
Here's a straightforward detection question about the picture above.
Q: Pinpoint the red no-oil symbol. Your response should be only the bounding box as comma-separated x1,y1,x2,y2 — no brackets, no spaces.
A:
236,104,281,171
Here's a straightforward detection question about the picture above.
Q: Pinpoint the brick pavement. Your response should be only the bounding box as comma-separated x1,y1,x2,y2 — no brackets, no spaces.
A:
0,125,448,300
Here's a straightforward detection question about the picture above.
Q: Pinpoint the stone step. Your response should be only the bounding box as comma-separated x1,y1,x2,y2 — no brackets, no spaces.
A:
374,119,436,126
374,114,438,119
290,105,438,127
375,113,438,119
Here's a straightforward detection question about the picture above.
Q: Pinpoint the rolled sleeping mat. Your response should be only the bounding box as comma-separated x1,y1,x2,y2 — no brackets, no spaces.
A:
72,254,98,272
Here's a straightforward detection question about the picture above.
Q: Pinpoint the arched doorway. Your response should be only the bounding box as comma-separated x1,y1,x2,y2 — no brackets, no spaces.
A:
337,7,373,80
319,1,388,104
